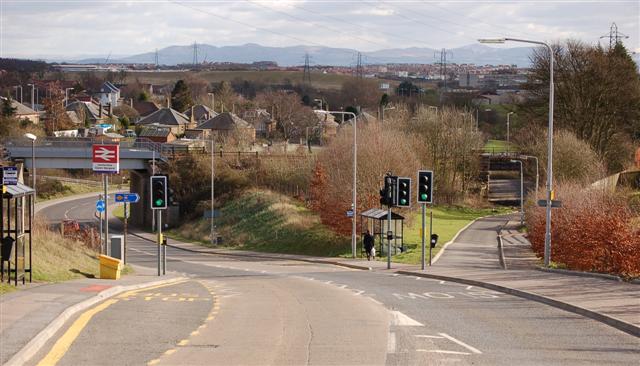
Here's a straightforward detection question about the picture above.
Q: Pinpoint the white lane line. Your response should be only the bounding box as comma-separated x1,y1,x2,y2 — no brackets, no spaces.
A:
352,290,365,296
368,297,383,305
439,280,446,284
414,335,444,339
387,332,397,353
466,286,474,290
392,274,399,277
439,333,482,354
417,350,471,355
389,311,424,326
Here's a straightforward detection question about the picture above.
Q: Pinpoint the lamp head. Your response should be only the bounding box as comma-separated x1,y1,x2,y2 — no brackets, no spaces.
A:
478,38,506,44
24,133,37,141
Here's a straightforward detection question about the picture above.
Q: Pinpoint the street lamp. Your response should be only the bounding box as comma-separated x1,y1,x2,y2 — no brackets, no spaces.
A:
524,155,539,193
315,109,358,259
510,159,524,226
210,139,215,245
64,88,74,107
13,86,23,104
24,133,37,193
27,83,35,110
480,37,555,267
506,112,515,149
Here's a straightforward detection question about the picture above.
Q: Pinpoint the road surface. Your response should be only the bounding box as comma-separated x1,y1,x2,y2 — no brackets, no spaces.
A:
34,195,640,365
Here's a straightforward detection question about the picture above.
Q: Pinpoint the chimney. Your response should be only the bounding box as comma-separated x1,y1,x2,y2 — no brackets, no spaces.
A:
190,105,195,127
99,102,103,118
130,98,133,108
108,103,113,118
166,97,170,108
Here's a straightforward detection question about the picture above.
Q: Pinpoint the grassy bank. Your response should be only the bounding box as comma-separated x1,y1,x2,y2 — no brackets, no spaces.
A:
483,139,517,154
1,219,132,296
392,206,511,265
36,181,104,202
168,189,351,257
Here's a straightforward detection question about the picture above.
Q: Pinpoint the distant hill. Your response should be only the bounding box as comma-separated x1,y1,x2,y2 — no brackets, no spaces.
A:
74,43,535,67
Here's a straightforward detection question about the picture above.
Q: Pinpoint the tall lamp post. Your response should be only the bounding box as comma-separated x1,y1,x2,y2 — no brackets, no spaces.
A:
506,112,515,147
524,155,539,193
24,133,37,193
27,83,35,110
315,110,358,259
510,159,524,226
480,37,554,267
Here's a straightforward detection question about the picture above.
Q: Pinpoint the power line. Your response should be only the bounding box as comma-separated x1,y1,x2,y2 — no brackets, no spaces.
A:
435,48,453,91
356,52,363,79
600,22,629,49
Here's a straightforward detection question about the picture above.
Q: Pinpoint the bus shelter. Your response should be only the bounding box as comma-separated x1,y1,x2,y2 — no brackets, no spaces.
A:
1,183,34,286
359,208,405,257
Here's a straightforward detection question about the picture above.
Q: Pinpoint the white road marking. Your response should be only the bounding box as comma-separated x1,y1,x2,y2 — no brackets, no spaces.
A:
439,280,446,284
389,311,424,326
414,276,422,280
387,332,397,353
439,333,482,354
417,350,471,355
466,285,474,290
415,335,444,339
352,290,365,296
368,297,383,305
392,274,399,277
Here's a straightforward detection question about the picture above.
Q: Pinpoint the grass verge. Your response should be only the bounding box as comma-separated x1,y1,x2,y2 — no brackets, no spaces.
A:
392,206,512,265
168,189,351,257
483,139,517,153
36,181,103,202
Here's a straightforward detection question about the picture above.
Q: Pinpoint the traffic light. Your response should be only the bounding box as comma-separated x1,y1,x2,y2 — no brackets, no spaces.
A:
417,170,433,204
396,177,411,207
150,175,167,209
379,174,397,206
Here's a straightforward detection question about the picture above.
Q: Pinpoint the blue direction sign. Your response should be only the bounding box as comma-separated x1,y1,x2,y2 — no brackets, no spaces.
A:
96,200,106,213
115,193,140,203
346,210,354,218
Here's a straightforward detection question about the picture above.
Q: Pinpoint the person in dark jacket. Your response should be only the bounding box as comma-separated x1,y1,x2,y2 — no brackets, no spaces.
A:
363,230,375,261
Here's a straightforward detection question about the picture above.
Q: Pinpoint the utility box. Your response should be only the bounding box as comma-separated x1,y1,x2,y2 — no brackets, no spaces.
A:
110,235,124,261
99,255,122,280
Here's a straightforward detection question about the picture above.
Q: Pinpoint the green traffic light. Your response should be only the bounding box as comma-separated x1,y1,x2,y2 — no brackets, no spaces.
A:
400,199,407,204
421,193,428,200
155,199,164,206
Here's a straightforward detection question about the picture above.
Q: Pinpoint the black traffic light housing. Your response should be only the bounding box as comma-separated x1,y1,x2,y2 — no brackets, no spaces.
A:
380,174,397,207
417,170,434,204
396,177,411,207
430,234,439,248
150,175,168,210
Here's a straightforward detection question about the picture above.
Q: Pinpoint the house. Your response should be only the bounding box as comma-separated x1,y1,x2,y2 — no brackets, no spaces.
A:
1,97,40,124
315,111,339,138
138,125,176,144
184,104,217,124
195,112,256,142
242,108,274,137
96,81,120,107
136,107,191,135
65,101,111,125
131,100,160,118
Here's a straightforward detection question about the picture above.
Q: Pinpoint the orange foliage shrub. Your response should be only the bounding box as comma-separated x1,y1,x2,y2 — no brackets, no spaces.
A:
526,184,640,277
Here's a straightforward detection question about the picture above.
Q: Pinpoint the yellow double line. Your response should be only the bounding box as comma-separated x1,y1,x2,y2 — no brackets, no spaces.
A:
36,280,187,366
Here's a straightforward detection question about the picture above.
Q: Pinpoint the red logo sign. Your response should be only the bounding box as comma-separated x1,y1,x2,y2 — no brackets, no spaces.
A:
92,144,119,173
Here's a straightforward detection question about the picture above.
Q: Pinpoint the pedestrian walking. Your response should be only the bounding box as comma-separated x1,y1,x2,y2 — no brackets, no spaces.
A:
364,230,375,261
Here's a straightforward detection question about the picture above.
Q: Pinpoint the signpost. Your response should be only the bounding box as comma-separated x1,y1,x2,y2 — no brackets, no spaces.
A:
115,193,140,203
114,193,139,264
93,144,119,255
96,200,105,212
2,166,18,186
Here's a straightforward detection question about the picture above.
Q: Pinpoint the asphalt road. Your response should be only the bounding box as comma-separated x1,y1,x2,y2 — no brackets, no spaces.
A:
35,195,640,366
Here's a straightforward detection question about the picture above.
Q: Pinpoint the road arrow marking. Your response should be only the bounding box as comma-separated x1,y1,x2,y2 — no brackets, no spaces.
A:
389,311,424,326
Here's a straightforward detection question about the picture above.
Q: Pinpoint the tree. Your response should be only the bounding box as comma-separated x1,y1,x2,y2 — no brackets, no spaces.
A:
213,81,239,112
255,90,316,145
43,82,74,134
170,80,192,111
396,81,420,97
523,40,640,172
1,95,16,117
340,78,382,108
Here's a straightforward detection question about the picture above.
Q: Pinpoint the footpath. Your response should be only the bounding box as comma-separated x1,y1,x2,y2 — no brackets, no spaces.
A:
142,214,639,338
1,195,182,366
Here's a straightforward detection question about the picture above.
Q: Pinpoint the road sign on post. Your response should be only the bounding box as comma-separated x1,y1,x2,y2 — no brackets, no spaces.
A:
92,144,119,173
96,200,105,213
115,193,140,203
2,166,18,186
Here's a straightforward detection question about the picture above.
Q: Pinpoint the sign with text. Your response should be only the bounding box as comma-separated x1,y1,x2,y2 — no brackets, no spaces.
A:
115,193,140,203
92,144,119,173
2,166,18,185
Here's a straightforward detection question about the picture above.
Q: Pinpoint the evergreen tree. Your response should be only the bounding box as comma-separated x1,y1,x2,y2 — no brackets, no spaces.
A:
1,95,17,117
170,80,192,111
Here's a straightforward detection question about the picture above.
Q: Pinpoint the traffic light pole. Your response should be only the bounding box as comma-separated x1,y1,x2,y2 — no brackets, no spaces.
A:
157,210,161,276
429,210,433,266
387,205,392,270
421,203,426,270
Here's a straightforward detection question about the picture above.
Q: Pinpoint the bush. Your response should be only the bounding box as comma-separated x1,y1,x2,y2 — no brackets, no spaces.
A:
37,179,71,199
525,183,640,277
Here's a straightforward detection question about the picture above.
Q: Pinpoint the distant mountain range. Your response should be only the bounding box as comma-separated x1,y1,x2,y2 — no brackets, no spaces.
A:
73,43,538,67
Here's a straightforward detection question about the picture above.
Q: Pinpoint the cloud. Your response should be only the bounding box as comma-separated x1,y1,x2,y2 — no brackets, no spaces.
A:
0,0,638,58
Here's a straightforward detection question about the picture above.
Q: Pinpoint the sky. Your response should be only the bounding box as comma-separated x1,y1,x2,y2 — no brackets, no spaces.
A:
1,0,638,59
